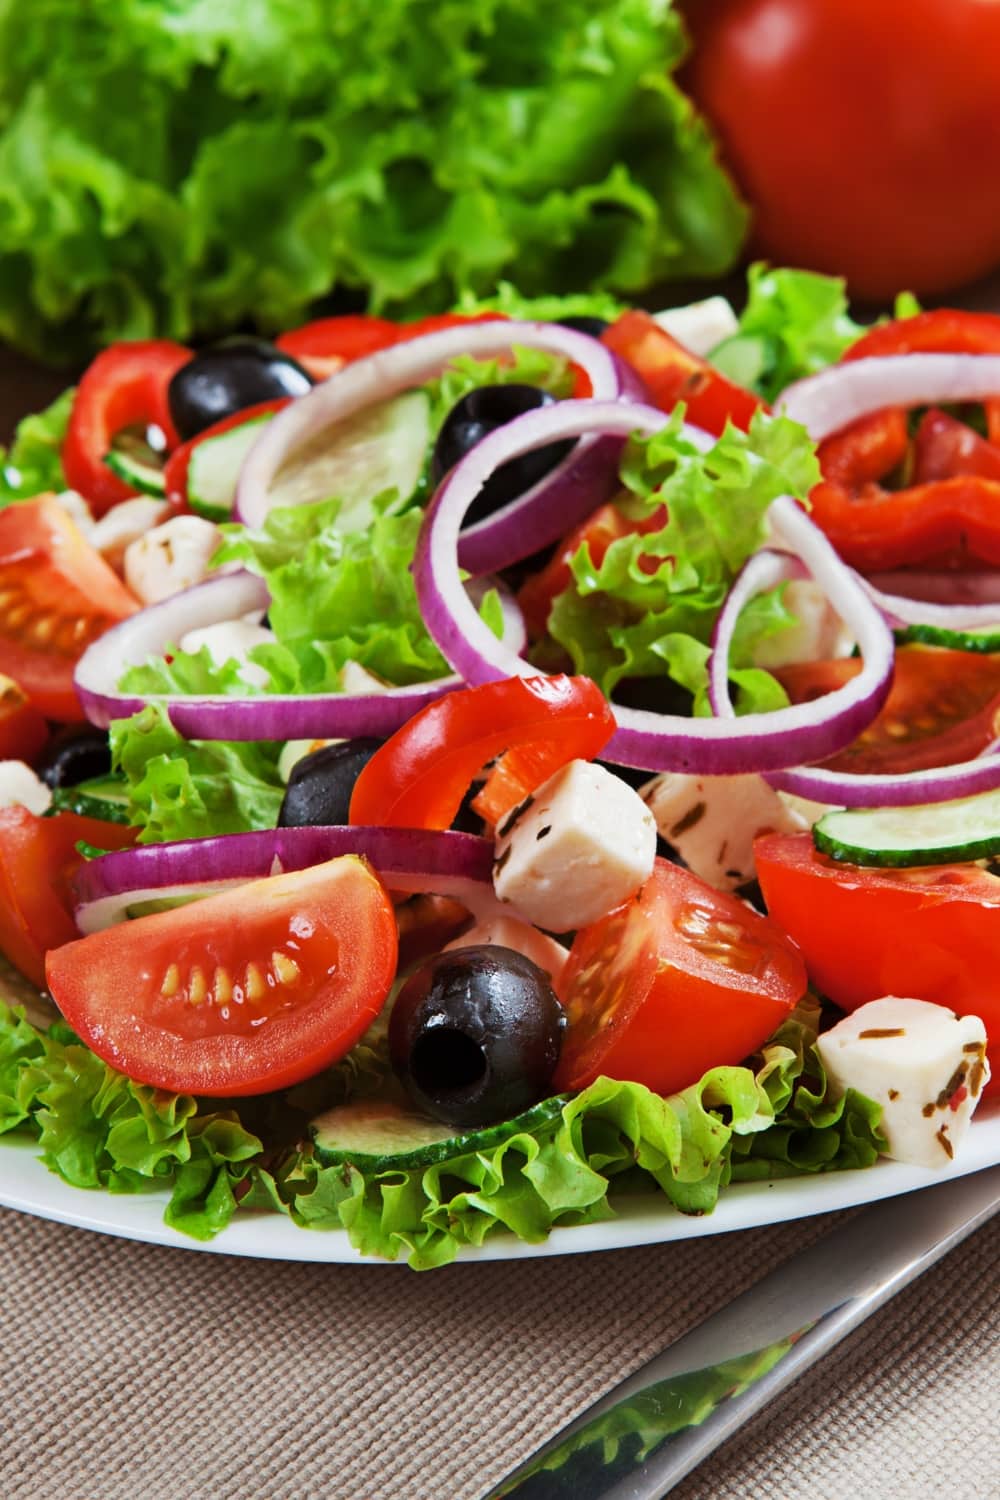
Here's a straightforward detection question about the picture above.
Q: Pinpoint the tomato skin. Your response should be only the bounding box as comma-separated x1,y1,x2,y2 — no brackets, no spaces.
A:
755,833,1000,1095
0,496,139,721
349,675,616,831
601,312,762,434
553,859,807,1096
0,808,137,988
0,675,47,763
45,856,398,1097
681,0,1000,300
62,340,193,515
163,398,291,512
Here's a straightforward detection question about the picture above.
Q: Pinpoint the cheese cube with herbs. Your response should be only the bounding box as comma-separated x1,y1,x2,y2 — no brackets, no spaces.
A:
123,515,223,605
640,772,808,891
815,997,991,1169
492,759,656,931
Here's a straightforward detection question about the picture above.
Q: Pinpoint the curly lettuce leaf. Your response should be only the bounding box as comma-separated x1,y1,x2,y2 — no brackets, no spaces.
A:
456,281,625,324
0,388,73,505
0,0,745,363
425,344,575,432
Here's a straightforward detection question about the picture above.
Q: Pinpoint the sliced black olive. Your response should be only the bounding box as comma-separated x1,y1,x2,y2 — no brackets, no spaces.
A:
277,738,384,828
168,338,314,441
36,726,112,789
430,383,574,525
389,945,565,1128
557,315,610,337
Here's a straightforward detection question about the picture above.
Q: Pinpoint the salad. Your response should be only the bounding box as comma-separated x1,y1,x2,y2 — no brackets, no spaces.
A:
0,268,996,1269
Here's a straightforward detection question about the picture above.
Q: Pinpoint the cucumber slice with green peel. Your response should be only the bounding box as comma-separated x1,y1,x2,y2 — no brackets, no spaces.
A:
50,776,132,824
814,791,1000,867
124,893,211,919
103,432,167,496
269,388,430,530
894,623,1000,654
708,332,770,391
310,1093,567,1172
188,414,274,520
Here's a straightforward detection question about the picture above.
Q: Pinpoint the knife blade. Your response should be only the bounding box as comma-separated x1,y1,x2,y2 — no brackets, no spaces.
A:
486,1165,1000,1500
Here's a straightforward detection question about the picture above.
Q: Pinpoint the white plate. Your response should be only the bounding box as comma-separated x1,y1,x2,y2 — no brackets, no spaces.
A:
1,1101,997,1264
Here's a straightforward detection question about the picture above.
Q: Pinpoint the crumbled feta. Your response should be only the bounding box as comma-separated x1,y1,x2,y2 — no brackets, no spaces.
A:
178,620,277,689
445,917,568,992
815,997,991,1169
652,296,739,356
492,759,656,931
123,516,223,605
640,772,808,891
90,497,171,572
0,760,51,815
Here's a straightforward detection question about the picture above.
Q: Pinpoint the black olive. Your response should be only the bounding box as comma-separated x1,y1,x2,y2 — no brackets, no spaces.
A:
167,338,314,441
277,738,384,828
389,945,565,1128
450,781,485,835
611,675,695,718
36,725,112,789
557,315,610,337
430,384,575,525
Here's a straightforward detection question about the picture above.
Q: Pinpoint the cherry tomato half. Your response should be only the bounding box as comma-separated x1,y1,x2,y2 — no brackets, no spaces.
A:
46,855,398,1097
553,859,807,1097
0,675,47,763
755,833,1000,1095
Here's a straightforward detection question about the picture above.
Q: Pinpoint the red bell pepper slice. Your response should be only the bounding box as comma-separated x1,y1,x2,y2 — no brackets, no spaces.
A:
275,315,402,380
600,311,763,435
62,340,193,516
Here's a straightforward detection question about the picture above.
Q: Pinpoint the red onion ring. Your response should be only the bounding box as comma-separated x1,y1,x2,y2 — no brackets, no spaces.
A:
707,548,808,715
414,400,895,775
74,569,525,741
779,353,1000,440
858,573,1000,633
72,826,501,935
236,319,644,576
867,570,1000,607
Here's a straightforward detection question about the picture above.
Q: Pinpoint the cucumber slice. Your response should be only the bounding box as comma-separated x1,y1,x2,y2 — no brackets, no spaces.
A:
49,776,131,825
103,433,167,496
269,388,430,529
894,623,1000,654
188,414,273,521
311,1094,567,1172
708,332,770,391
814,790,1000,867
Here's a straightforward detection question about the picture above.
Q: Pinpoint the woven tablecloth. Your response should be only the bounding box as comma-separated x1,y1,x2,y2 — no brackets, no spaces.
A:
1,1202,996,1500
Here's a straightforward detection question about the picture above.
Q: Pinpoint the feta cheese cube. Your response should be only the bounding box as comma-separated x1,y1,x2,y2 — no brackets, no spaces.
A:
751,579,856,669
652,296,739,356
90,497,171,572
640,772,808,891
492,759,656,931
178,620,277,689
445,917,568,992
0,760,52,815
123,516,223,605
815,997,991,1169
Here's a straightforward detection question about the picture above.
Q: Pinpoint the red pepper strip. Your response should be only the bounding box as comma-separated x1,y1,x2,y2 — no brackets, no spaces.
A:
275,315,402,380
163,398,291,513
601,311,763,435
348,675,616,831
810,310,1000,570
62,340,193,516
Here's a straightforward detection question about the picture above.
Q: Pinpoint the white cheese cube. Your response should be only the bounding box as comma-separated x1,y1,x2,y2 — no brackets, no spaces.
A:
445,917,568,992
90,497,171,572
816,998,991,1169
178,620,277,689
492,759,656,931
652,296,739,356
0,760,52,815
640,772,808,891
752,580,855,669
123,516,222,605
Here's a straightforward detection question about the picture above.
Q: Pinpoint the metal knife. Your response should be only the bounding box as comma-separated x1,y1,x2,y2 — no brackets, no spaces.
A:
486,1165,1000,1500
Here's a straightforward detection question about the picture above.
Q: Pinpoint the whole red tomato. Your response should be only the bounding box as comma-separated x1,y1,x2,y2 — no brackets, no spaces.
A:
680,0,1000,299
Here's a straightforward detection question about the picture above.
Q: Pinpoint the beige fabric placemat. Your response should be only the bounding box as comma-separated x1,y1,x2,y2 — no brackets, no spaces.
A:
0,1202,996,1500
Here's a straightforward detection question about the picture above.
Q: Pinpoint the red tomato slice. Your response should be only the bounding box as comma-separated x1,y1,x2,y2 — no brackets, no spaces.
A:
349,675,615,831
776,646,1000,776
0,497,139,721
755,832,999,1096
0,808,137,988
45,856,398,1097
0,674,47,763
553,859,807,1096
601,311,763,435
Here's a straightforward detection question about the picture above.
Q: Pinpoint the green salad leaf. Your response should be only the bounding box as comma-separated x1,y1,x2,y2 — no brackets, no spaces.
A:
543,410,820,711
0,388,73,505
456,282,626,324
0,0,745,363
425,345,575,432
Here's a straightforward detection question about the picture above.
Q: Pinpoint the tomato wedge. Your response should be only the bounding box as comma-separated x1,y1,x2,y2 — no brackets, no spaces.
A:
349,676,616,831
0,675,47,762
0,808,137,988
601,311,763,435
552,859,807,1097
0,496,139,721
755,832,999,1096
45,856,398,1097
776,645,1000,775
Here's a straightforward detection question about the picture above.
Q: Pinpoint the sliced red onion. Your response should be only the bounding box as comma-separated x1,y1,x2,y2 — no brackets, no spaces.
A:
414,400,895,774
859,573,1000,632
867,570,1000,607
779,353,1000,441
764,756,1000,808
75,569,525,740
707,548,807,715
73,826,500,934
236,320,644,576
